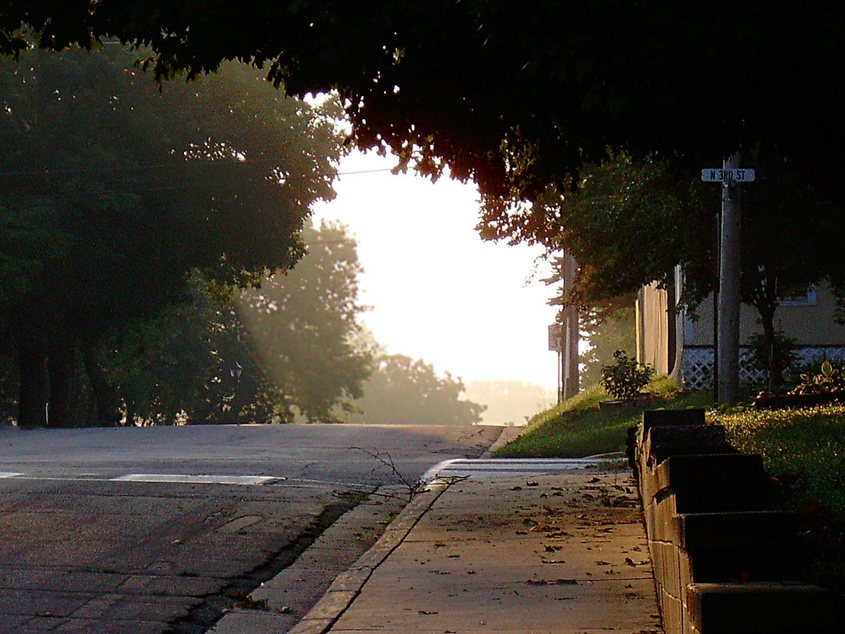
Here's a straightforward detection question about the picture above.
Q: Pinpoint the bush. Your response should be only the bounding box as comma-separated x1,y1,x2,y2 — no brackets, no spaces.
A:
600,350,655,400
745,330,797,389
790,360,845,396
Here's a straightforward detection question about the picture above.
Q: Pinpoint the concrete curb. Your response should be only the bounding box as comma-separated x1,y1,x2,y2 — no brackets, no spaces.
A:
208,484,407,634
288,479,452,634
480,424,526,458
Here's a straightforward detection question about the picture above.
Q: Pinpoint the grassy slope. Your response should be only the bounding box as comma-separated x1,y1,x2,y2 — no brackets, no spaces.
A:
495,377,711,458
717,405,845,513
718,405,845,590
498,378,844,512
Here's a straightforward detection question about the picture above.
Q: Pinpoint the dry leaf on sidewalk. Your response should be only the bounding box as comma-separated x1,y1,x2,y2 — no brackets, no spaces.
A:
527,578,578,585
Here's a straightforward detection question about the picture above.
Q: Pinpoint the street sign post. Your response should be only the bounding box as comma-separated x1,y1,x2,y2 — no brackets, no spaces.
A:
701,168,755,183
548,323,563,352
702,155,753,404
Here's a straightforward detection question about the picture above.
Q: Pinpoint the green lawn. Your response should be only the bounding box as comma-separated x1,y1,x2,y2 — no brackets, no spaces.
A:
498,379,845,513
716,405,845,513
716,404,845,591
495,376,711,458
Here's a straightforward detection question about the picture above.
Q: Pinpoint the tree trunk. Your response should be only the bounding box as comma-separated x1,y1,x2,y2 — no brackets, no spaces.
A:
758,304,783,390
124,400,136,427
46,339,77,428
17,334,49,427
82,346,121,426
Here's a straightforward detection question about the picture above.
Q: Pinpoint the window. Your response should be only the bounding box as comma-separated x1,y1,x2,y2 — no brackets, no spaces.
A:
780,286,817,307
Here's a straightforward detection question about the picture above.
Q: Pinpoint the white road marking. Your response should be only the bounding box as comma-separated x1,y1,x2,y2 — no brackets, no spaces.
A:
112,474,277,486
0,472,376,489
420,458,625,482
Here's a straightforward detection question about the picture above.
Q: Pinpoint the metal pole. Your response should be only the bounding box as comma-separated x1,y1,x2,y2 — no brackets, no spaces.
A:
563,315,571,399
563,253,580,399
713,205,720,395
566,307,580,398
557,346,563,405
717,153,742,404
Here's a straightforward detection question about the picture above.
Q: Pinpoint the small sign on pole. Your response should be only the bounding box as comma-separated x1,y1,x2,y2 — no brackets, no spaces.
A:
548,323,563,352
701,168,756,183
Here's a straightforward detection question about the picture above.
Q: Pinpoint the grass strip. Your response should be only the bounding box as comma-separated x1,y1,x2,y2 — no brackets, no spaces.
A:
501,380,845,590
716,405,845,513
495,376,711,458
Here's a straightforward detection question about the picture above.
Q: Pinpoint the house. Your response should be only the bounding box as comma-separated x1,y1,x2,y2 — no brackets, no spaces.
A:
635,267,845,389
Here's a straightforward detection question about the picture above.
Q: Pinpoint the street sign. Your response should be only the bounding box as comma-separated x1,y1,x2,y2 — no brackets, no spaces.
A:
548,323,562,352
700,167,755,183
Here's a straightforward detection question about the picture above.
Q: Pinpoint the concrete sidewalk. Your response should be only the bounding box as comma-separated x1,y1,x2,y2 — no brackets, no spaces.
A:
291,467,663,634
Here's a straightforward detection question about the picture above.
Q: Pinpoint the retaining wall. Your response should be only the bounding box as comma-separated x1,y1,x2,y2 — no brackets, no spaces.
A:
630,408,843,633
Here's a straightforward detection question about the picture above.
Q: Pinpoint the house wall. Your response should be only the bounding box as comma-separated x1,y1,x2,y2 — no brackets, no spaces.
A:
681,280,845,389
685,281,845,346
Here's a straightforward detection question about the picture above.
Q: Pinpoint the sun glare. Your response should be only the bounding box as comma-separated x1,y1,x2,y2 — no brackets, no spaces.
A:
313,151,559,394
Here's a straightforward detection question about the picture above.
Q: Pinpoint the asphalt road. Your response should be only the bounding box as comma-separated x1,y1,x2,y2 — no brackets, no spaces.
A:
0,424,501,633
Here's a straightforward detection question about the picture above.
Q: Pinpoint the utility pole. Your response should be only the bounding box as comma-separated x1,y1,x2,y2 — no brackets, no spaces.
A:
561,252,580,399
701,155,752,404
712,205,720,395
549,322,564,404
548,251,580,403
717,153,741,404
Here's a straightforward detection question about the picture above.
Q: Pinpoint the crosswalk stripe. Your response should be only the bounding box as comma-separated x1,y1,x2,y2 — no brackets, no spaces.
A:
111,474,277,485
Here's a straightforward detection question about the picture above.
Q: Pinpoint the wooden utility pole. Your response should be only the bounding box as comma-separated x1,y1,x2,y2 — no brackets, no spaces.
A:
549,322,564,404
717,153,742,404
549,251,580,403
561,252,580,399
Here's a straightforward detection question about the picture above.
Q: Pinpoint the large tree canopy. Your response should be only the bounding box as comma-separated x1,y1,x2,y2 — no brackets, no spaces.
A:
237,221,372,422
97,221,371,426
510,153,844,386
2,2,844,209
0,45,343,425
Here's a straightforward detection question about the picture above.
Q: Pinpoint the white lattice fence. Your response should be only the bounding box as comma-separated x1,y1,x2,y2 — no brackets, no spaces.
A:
791,347,845,366
681,347,845,390
682,348,714,390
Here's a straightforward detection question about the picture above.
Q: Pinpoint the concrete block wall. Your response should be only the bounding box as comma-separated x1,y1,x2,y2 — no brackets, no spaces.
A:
631,409,842,634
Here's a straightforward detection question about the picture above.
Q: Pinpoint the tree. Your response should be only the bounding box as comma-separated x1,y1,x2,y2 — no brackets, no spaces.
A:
579,307,637,388
2,3,845,210
342,354,485,426
491,156,712,312
4,220,372,427
99,277,280,426
499,154,843,388
5,4,845,394
237,221,373,422
0,46,343,425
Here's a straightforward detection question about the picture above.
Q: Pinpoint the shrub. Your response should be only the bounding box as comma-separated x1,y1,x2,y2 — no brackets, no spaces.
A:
745,330,797,389
790,360,845,396
600,350,655,400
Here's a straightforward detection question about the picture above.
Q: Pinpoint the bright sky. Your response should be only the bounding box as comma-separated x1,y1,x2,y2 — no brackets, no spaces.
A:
312,151,559,392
